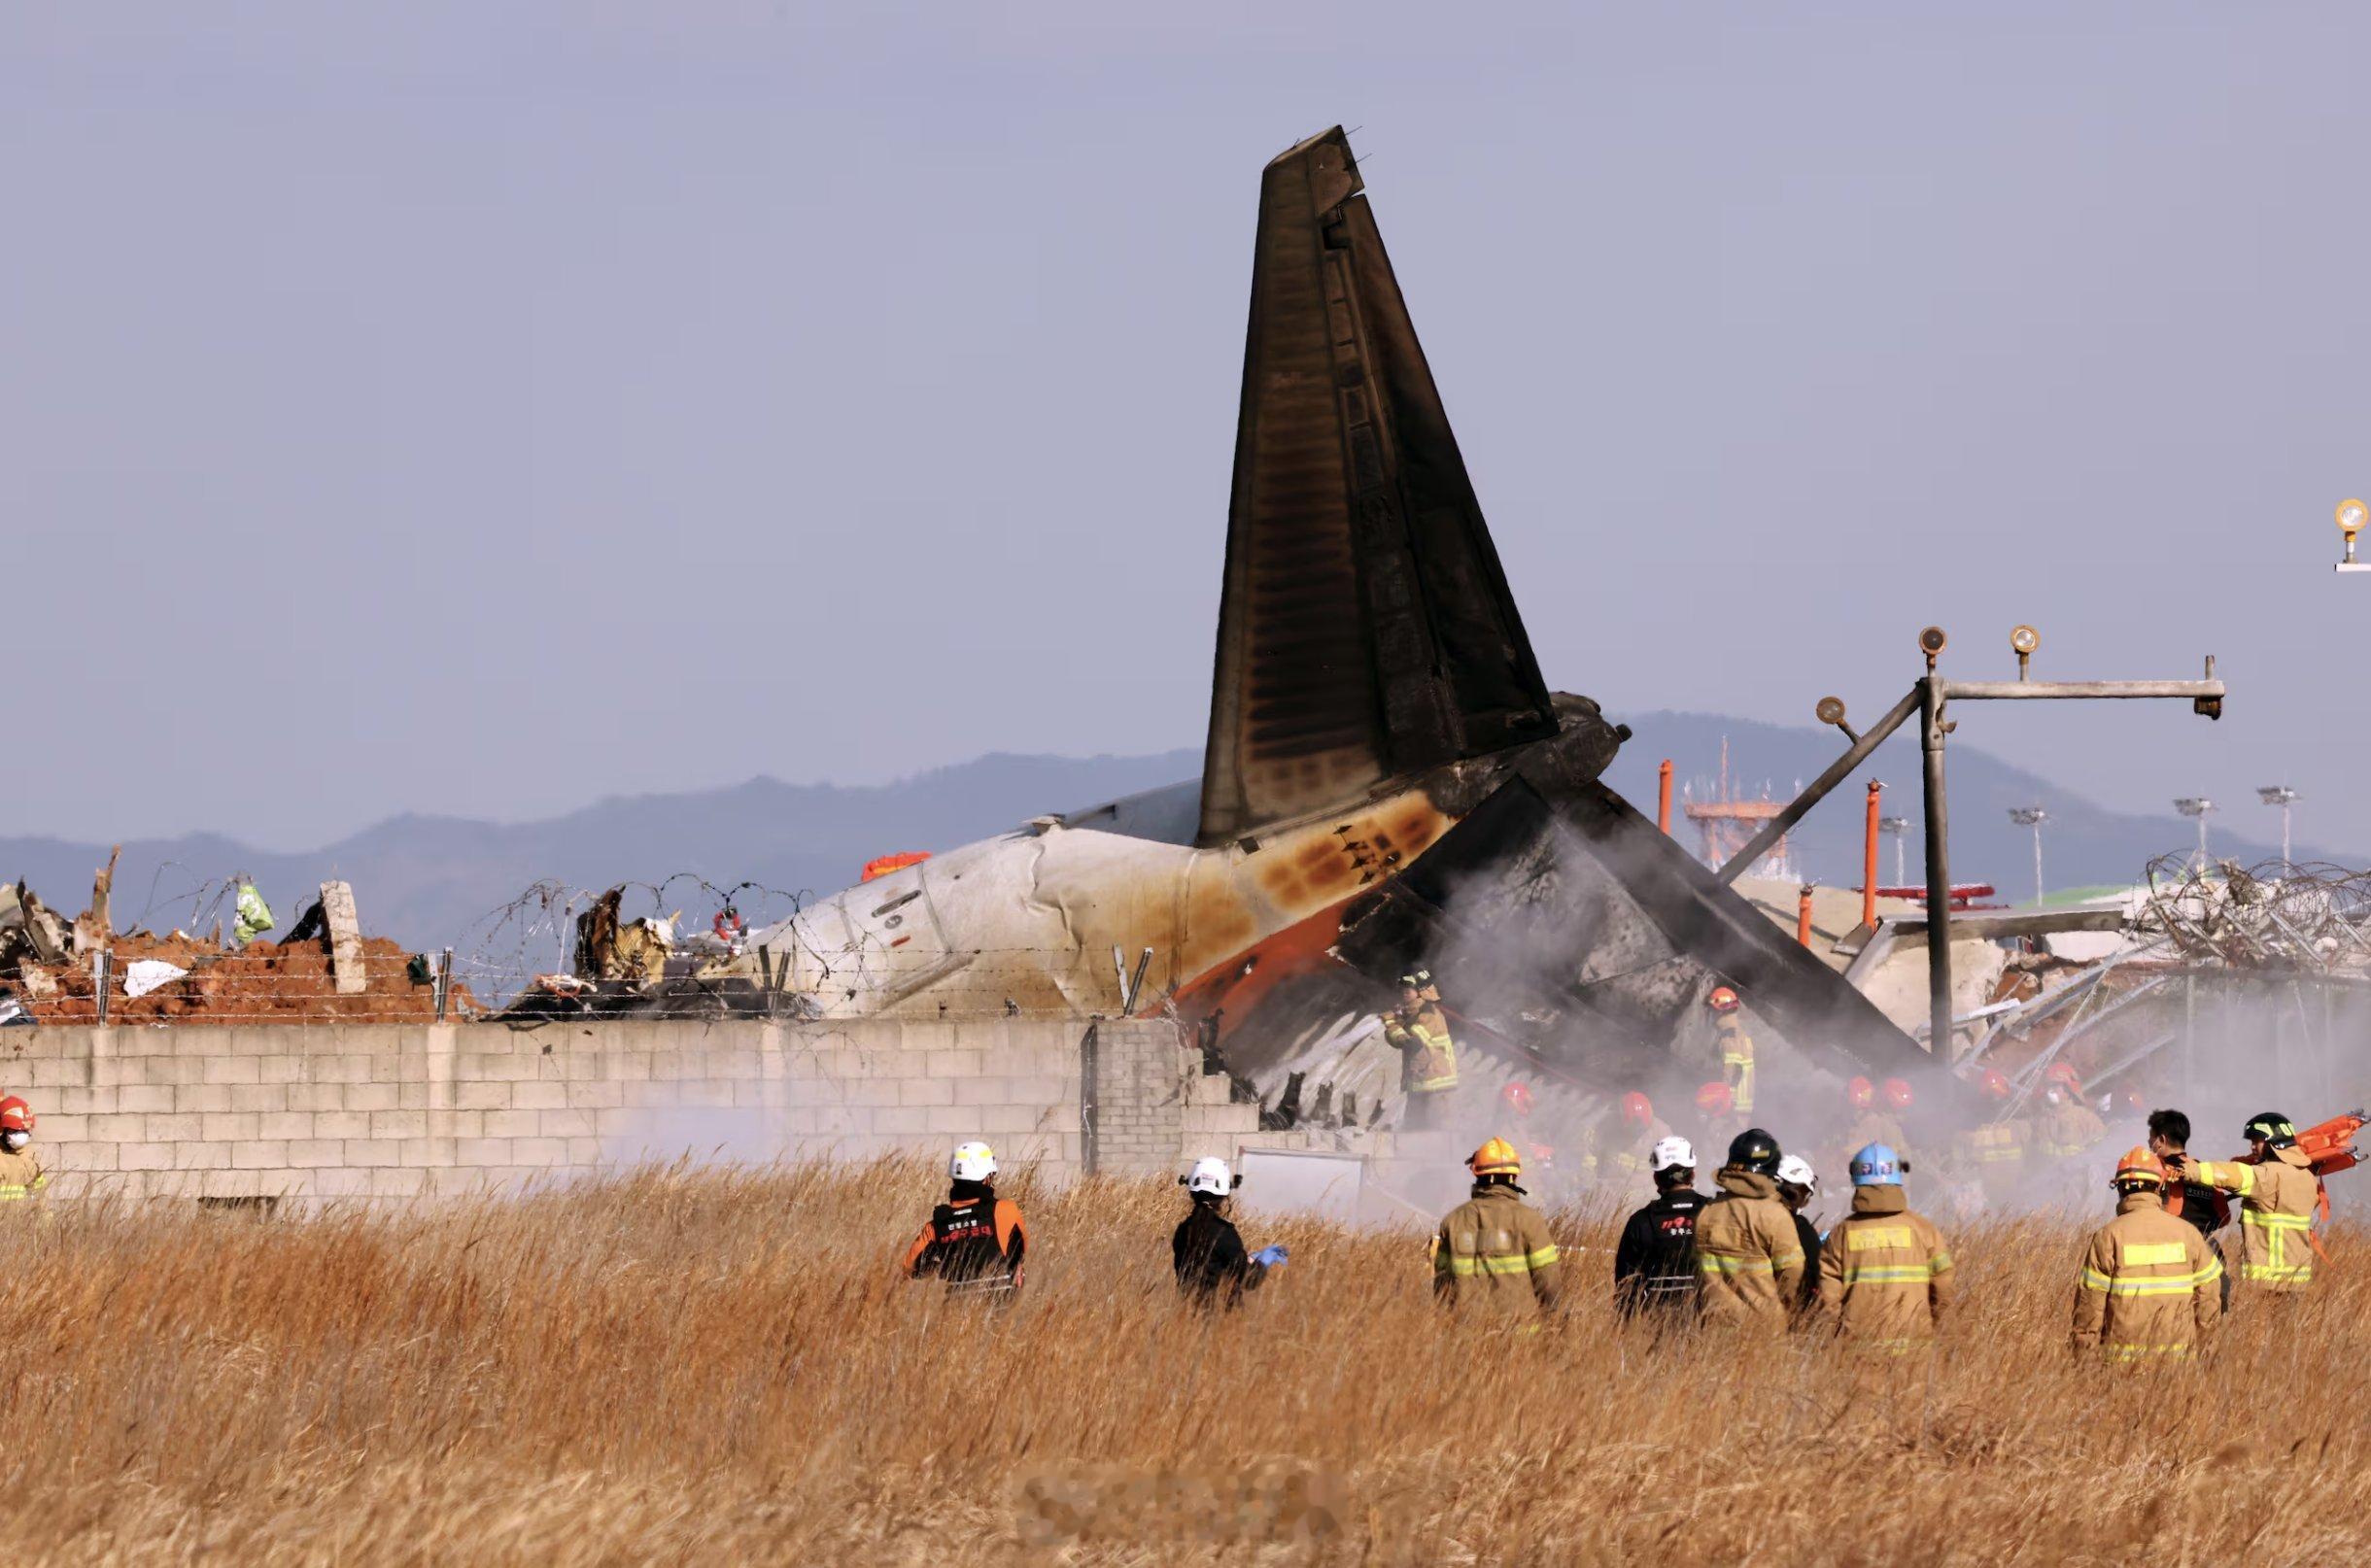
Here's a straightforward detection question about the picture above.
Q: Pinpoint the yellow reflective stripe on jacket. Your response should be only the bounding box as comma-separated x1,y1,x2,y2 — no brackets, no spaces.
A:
2121,1243,2187,1267
2241,1210,2312,1282
2082,1260,2220,1295
1437,1246,1560,1278
0,1176,48,1201
1847,1226,1914,1251
1839,1263,1940,1284
2242,1210,2311,1230
2197,1160,2254,1196
1700,1248,1802,1277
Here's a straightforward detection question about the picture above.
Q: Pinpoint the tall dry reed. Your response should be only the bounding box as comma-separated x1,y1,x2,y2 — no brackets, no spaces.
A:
0,1159,2364,1565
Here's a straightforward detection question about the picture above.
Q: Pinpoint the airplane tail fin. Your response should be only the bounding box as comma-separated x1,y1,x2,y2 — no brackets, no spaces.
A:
1198,127,1557,846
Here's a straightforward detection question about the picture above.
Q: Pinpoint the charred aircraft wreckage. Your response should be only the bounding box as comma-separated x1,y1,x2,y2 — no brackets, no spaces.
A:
704,127,1945,1111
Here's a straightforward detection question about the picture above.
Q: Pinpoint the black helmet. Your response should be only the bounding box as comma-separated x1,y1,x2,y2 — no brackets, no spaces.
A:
1727,1127,1782,1176
2244,1112,2298,1148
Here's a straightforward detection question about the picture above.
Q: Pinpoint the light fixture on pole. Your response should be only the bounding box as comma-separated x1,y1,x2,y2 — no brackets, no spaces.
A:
2174,797,2216,869
2339,498,2370,572
2008,806,2048,906
2257,785,2299,865
1879,815,1909,889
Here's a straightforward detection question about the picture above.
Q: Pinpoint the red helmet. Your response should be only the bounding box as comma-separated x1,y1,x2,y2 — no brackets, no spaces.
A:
1706,985,1741,1015
1696,1081,1734,1115
1847,1076,1875,1110
1500,1081,1535,1116
1621,1092,1653,1128
0,1097,33,1134
1979,1068,2011,1100
1883,1077,1913,1111
2044,1061,2083,1095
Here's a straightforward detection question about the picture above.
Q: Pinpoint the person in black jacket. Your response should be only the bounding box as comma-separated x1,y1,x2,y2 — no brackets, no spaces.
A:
2148,1108,2232,1308
1613,1135,1707,1319
1172,1157,1287,1309
1774,1153,1824,1313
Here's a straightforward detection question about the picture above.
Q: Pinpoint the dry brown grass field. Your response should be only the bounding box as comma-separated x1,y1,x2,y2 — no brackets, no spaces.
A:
3,1159,2368,1565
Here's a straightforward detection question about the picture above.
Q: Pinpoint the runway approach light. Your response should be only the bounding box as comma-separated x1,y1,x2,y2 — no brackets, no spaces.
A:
2339,498,2368,571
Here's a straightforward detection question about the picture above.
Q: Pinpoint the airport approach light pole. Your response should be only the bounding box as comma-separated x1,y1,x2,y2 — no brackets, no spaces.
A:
1881,815,1909,890
1717,622,2223,1056
2258,785,2299,864
2009,806,2048,907
2175,798,2216,869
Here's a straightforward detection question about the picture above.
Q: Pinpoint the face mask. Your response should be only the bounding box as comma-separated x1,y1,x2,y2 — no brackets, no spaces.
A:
4,1132,28,1152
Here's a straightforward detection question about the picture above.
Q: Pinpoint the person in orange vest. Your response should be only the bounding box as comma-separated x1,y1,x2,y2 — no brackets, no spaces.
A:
1384,970,1459,1131
2147,1108,2230,1309
1707,984,1755,1118
2071,1146,2221,1362
902,1141,1028,1298
2170,1112,2320,1298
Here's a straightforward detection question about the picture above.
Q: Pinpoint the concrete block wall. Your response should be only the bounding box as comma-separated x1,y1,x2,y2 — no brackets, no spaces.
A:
0,1015,1390,1204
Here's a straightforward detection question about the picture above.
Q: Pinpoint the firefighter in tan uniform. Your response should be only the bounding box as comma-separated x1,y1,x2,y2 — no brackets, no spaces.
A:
0,1098,48,1205
1957,1069,2028,1207
1816,1142,1953,1349
1385,970,1459,1132
2173,1112,2319,1296
1694,1128,1805,1330
2071,1146,2221,1362
1431,1140,1562,1318
1602,1093,1671,1190
1707,985,1755,1118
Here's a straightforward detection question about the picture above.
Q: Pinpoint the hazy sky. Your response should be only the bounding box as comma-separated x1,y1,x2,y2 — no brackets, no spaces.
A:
6,3,2365,853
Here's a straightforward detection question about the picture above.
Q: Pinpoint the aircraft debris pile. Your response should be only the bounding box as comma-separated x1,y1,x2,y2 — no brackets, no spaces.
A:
0,863,474,1026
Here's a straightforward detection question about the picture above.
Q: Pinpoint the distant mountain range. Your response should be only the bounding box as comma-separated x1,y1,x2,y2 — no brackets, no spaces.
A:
0,715,2319,971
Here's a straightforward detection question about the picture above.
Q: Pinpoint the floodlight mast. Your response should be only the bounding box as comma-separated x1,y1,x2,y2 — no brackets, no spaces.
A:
2174,797,2216,869
1713,623,2225,1057
1880,816,1909,889
2258,785,2299,864
2008,806,2048,906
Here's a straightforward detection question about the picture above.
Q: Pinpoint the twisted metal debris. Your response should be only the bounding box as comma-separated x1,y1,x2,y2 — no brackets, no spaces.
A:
2131,855,2371,971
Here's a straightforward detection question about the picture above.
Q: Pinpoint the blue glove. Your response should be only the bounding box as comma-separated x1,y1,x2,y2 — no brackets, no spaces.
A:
1252,1245,1288,1268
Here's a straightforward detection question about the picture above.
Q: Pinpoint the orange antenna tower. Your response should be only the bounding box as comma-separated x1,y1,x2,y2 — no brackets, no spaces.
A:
1683,736,1795,878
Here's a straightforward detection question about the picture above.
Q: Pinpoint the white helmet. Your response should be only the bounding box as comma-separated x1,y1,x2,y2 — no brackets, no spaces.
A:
1184,1156,1234,1196
1775,1154,1817,1194
1649,1136,1696,1174
949,1141,998,1182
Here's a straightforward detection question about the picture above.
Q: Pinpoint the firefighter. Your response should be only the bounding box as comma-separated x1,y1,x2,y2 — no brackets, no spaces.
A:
1694,1128,1806,1330
1695,1080,1741,1152
902,1141,1029,1296
2171,1112,2319,1296
1432,1139,1562,1316
1384,970,1459,1130
2037,1082,2108,1160
1603,1092,1671,1188
1172,1157,1286,1310
2071,1146,2221,1362
2148,1108,2230,1309
1816,1143,1953,1348
1840,1077,1906,1157
1707,984,1755,1117
0,1098,45,1205
1500,1080,1563,1197
1613,1136,1706,1320
1775,1154,1824,1312
1957,1069,2028,1206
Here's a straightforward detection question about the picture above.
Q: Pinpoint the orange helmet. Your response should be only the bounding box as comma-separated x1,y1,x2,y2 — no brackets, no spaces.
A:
2112,1145,2166,1187
1500,1081,1534,1116
1847,1076,1875,1110
1468,1138,1523,1178
1882,1077,1913,1111
1706,985,1741,1014
2045,1062,2083,1095
0,1097,33,1134
1696,1081,1734,1115
1621,1092,1653,1128
1979,1068,2011,1100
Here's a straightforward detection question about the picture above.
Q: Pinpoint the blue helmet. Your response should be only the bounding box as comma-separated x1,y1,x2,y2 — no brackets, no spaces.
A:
1850,1142,1905,1186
